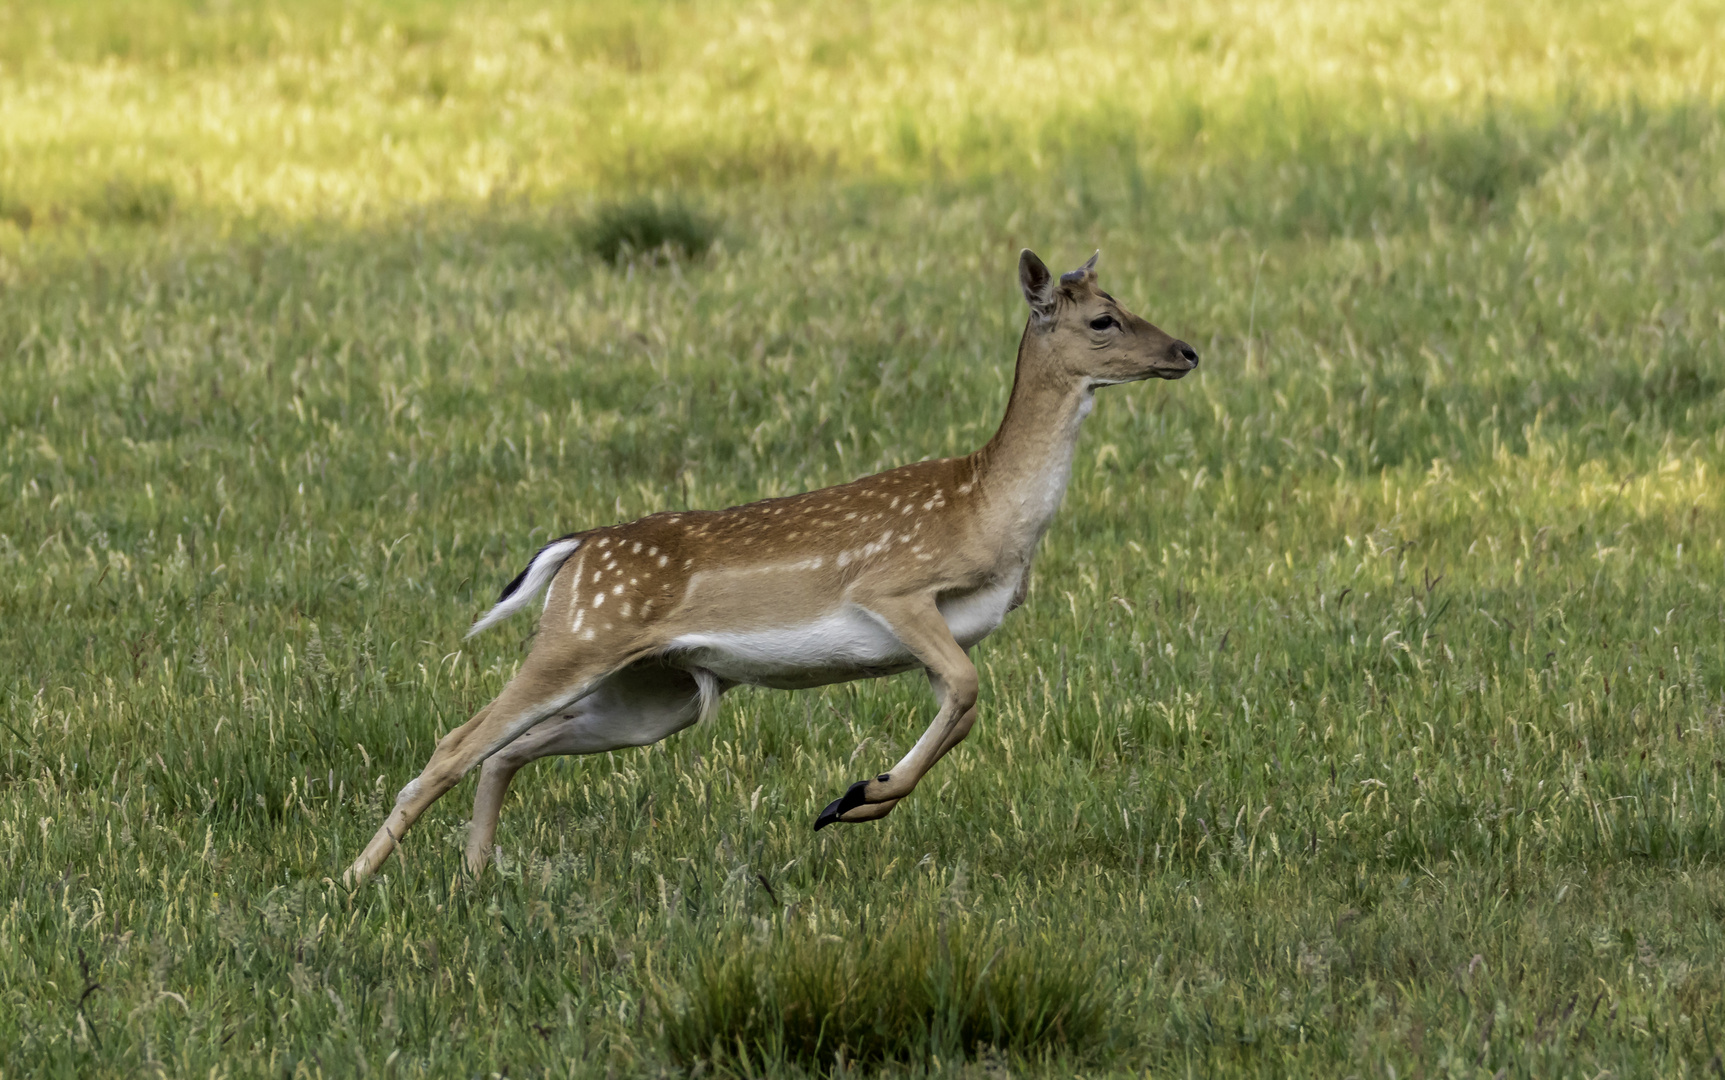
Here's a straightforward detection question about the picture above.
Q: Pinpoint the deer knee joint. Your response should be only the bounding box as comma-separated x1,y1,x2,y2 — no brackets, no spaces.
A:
949,670,979,713
481,752,525,784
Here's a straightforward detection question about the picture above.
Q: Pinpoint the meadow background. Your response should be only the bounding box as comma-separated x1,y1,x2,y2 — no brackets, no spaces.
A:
4,0,1725,1075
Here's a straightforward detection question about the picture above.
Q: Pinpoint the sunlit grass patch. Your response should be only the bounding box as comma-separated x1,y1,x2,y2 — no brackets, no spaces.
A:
659,913,1111,1071
1,0,1720,225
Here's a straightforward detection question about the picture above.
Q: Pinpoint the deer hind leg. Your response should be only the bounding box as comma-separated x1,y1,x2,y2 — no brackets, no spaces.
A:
815,595,979,829
464,662,722,874
346,649,630,885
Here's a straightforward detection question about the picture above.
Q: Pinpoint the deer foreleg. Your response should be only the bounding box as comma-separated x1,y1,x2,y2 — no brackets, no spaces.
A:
815,595,978,829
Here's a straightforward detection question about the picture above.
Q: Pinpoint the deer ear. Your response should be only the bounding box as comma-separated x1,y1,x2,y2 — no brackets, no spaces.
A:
1019,249,1056,325
1060,250,1100,287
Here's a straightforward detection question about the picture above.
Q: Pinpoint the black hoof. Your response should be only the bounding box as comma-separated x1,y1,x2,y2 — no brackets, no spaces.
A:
814,779,872,831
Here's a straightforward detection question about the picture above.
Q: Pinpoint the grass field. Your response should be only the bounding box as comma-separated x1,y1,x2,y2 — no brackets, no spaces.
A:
5,0,1725,1075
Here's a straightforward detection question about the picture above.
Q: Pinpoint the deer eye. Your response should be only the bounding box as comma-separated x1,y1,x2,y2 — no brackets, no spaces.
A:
1089,315,1118,331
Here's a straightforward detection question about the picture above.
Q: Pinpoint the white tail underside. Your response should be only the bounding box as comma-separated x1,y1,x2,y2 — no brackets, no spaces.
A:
466,537,583,638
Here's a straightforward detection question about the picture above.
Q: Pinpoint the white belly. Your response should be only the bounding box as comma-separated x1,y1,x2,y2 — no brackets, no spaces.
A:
669,607,914,689
938,576,1021,648
668,577,1020,689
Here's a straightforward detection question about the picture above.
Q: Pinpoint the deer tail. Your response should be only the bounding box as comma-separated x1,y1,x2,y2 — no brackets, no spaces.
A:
466,535,582,638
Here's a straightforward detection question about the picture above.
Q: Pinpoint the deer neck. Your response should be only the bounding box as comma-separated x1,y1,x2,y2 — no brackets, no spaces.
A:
972,327,1095,561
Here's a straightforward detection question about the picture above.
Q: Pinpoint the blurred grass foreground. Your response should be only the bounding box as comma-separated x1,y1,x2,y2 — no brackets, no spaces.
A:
5,0,1725,1077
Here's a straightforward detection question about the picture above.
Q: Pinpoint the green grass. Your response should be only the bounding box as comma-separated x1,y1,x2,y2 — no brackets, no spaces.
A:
660,914,1110,1070
580,197,721,264
4,1,1725,1076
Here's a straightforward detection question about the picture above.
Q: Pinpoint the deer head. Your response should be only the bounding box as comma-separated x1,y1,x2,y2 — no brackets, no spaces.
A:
1018,249,1199,385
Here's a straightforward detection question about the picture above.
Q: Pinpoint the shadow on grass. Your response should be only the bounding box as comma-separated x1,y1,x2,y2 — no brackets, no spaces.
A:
4,96,1718,247
581,195,721,263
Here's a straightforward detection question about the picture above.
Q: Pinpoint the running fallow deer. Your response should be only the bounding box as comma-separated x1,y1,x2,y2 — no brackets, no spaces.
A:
347,249,1199,883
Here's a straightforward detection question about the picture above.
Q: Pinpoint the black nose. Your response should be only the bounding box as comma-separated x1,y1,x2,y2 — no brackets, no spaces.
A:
1175,341,1199,366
